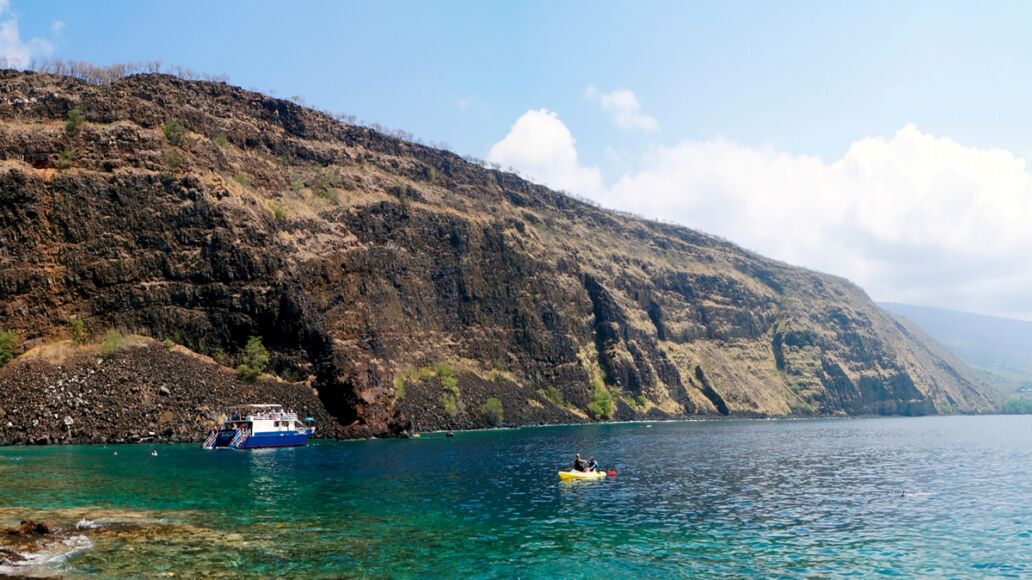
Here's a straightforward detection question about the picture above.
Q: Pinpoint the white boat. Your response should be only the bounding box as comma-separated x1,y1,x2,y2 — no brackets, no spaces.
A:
202,404,314,449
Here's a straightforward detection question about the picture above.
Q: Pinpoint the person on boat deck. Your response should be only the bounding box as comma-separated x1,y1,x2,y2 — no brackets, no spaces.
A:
587,457,598,472
573,453,588,472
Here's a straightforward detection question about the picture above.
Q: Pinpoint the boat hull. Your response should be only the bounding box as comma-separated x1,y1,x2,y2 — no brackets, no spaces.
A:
207,428,313,449
558,470,606,480
237,430,312,449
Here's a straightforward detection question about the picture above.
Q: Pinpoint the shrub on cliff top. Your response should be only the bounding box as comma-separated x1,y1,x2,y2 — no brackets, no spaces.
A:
162,119,187,146
65,107,85,134
0,330,18,366
67,317,88,344
236,336,270,382
481,397,504,426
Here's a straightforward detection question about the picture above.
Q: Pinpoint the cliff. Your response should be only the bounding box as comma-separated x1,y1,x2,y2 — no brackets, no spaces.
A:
0,71,993,442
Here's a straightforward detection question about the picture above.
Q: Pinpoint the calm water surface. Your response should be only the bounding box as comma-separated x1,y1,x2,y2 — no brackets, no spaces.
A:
2,415,1032,577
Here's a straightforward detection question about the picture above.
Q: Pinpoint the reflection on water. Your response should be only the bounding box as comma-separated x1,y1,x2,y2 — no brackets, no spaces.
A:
1,416,1032,576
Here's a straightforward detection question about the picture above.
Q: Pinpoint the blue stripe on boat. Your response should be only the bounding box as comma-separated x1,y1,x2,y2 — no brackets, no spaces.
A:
237,431,311,449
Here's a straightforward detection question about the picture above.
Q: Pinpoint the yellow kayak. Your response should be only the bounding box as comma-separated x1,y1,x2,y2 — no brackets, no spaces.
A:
558,470,606,480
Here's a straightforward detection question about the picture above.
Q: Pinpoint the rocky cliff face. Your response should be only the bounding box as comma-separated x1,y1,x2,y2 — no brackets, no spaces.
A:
0,71,993,441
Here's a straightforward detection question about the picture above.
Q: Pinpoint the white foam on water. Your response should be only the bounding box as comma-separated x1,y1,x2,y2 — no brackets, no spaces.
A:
0,534,93,577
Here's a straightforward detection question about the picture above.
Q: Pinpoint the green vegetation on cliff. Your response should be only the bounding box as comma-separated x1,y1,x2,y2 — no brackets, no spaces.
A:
67,317,88,345
162,119,187,146
99,330,128,358
65,106,84,133
588,378,616,420
0,330,17,367
481,397,504,425
236,336,270,383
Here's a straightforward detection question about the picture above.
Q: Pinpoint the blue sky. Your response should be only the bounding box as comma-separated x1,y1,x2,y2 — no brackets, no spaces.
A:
8,1,1032,317
18,1,1032,166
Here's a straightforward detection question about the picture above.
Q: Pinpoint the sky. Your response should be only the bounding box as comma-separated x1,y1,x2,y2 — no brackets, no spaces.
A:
7,0,1032,318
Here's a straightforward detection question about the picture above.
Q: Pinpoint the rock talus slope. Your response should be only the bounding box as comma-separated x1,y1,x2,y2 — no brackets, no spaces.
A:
0,72,992,441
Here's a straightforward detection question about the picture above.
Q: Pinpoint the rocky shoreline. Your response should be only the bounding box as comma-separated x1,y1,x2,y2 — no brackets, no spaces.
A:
0,336,988,447
0,340,343,446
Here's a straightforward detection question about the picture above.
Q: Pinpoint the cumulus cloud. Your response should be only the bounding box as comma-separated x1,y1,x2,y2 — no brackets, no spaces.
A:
0,1,54,68
585,86,659,132
488,107,1032,317
487,108,604,195
599,124,1032,318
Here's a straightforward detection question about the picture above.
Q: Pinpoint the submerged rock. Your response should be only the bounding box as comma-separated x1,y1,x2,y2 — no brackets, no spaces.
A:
6,520,53,537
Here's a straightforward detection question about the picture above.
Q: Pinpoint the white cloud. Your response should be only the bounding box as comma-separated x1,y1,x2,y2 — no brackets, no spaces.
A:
0,2,54,68
585,86,659,132
488,107,1032,317
487,108,603,195
599,124,1032,318
50,20,64,35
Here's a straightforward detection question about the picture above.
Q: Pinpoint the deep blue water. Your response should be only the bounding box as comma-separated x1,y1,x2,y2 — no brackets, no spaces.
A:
2,415,1032,577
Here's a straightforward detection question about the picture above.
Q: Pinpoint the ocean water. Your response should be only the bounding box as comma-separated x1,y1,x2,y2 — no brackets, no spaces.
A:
2,415,1032,577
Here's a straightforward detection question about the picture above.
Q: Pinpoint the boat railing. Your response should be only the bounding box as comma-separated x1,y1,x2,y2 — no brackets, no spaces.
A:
230,429,249,448
202,431,218,450
230,412,298,422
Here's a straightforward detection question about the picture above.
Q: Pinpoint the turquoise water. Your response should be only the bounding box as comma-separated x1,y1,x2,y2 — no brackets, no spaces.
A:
3,415,1032,577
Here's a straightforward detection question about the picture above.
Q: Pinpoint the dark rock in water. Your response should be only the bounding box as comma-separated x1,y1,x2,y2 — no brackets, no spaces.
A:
0,71,995,442
6,520,53,537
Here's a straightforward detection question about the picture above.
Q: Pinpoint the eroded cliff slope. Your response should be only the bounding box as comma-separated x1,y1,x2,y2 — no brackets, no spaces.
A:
0,72,993,440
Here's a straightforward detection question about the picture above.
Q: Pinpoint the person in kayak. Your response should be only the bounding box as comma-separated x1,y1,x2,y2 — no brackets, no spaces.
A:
573,453,588,472
587,456,599,472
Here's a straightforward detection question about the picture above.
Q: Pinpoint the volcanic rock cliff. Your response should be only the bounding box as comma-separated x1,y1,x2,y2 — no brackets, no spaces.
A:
0,71,993,442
